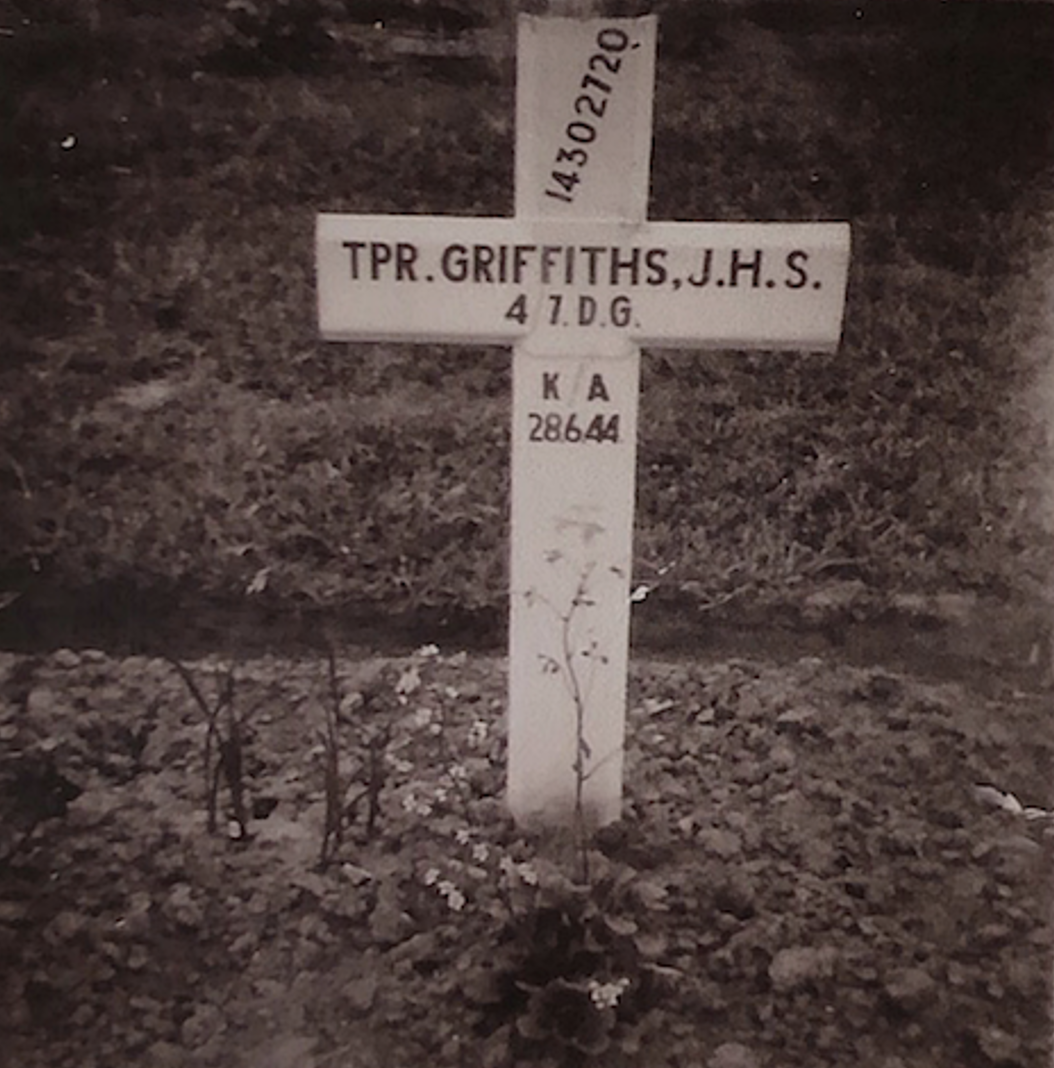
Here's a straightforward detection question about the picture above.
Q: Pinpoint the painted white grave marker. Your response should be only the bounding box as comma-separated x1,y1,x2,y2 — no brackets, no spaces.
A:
317,15,850,828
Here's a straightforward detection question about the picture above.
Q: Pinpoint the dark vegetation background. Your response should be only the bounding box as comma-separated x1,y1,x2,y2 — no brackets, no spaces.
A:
1,0,1053,657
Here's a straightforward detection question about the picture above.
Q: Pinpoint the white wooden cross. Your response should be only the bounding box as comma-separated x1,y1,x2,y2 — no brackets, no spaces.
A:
317,14,850,828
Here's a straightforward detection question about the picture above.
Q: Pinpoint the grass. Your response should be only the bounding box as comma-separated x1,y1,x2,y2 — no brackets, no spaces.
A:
1,1,1053,633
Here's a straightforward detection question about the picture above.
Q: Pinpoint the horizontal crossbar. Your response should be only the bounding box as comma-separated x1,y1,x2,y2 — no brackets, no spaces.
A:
318,214,850,354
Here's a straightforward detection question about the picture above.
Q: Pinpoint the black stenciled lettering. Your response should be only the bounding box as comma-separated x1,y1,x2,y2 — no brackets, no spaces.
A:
644,248,668,286
504,293,527,325
473,244,496,283
369,242,393,280
540,24,635,206
550,170,581,197
563,247,576,285
610,295,632,327
557,147,588,168
342,240,366,280
584,413,619,443
540,246,562,285
589,51,621,76
687,249,713,287
395,242,418,281
729,249,763,288
785,250,809,289
587,373,610,402
512,245,536,285
441,244,469,282
542,372,560,400
526,411,619,444
609,246,640,287
578,295,597,325
566,120,597,144
597,27,629,52
581,72,611,95
574,93,608,119
581,246,605,286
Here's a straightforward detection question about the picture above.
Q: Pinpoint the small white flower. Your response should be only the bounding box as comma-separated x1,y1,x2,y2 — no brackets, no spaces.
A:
588,977,631,1009
517,862,539,886
412,707,433,729
423,867,441,886
472,842,490,864
448,763,469,783
401,792,432,817
455,828,472,846
444,686,459,699
396,665,421,695
416,644,441,658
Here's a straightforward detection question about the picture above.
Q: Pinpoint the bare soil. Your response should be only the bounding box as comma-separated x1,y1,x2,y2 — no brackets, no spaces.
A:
2,644,1052,1068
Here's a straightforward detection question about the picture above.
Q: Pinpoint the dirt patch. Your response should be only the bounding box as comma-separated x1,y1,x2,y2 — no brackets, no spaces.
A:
2,645,1051,1067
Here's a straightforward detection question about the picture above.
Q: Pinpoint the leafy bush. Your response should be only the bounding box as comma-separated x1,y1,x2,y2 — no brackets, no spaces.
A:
473,855,668,1066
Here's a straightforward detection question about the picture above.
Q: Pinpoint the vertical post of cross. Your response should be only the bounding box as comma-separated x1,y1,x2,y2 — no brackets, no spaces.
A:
506,12,658,828
315,11,849,834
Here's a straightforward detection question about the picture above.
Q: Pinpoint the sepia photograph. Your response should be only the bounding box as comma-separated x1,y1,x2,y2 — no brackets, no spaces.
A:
1,1,1052,1065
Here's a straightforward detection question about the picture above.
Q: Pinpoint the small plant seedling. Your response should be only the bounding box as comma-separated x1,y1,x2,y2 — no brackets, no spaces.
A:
319,647,392,868
169,658,263,839
530,558,619,885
